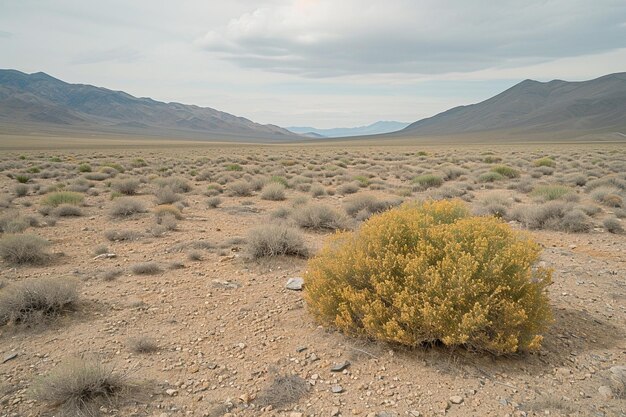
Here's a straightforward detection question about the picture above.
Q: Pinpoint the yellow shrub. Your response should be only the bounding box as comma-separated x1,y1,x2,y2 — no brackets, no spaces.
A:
154,205,183,220
304,200,552,355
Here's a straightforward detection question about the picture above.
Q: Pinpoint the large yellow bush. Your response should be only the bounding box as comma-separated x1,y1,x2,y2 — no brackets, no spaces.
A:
304,200,552,354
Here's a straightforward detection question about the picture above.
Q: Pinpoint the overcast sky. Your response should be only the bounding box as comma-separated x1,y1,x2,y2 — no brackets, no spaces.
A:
1,0,625,128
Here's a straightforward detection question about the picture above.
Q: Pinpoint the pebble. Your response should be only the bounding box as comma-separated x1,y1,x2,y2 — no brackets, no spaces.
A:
165,389,178,396
449,395,464,405
331,361,351,372
286,277,304,291
331,385,344,394
2,353,18,363
330,407,340,416
597,385,612,399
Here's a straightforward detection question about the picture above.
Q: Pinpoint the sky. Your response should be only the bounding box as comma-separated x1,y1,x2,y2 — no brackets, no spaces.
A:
1,0,625,128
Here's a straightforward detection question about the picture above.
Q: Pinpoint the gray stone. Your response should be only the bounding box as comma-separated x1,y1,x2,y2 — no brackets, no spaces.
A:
598,385,612,399
286,277,304,291
331,361,350,372
331,385,344,394
2,353,18,364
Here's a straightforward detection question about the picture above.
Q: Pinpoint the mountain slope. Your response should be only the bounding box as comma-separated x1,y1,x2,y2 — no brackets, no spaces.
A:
286,121,410,137
0,69,296,141
400,73,626,138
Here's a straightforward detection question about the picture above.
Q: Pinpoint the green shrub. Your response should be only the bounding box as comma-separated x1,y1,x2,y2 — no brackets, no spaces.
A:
304,200,553,355
78,163,92,173
226,163,243,171
534,157,556,168
412,174,443,189
530,185,574,201
478,172,504,183
42,191,84,207
490,165,520,178
15,175,30,183
0,234,51,265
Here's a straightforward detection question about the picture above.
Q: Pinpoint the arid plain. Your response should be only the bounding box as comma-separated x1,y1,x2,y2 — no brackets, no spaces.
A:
0,137,624,417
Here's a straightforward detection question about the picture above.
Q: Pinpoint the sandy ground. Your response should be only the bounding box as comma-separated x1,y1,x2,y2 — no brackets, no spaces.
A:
0,143,624,417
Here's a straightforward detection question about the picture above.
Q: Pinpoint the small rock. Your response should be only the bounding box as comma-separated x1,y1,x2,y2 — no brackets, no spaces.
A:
93,253,116,260
598,385,612,399
331,385,344,394
449,395,464,405
165,389,178,396
286,277,304,291
290,413,304,417
296,346,307,352
2,353,18,363
330,407,340,416
408,411,421,417
331,361,350,372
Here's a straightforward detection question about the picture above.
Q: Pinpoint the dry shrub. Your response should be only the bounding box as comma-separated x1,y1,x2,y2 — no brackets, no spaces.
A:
128,336,158,353
31,358,132,416
131,262,161,275
154,186,181,204
246,224,308,258
105,230,141,242
112,179,140,195
154,204,183,220
511,202,593,233
412,174,444,190
261,182,286,201
228,180,253,197
292,204,351,231
53,204,83,217
256,371,310,409
0,234,51,265
0,277,78,326
344,194,401,219
304,200,553,355
110,198,145,217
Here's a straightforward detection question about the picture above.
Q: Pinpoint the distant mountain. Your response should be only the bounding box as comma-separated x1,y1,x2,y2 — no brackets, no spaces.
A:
0,69,296,141
399,73,626,138
287,121,410,138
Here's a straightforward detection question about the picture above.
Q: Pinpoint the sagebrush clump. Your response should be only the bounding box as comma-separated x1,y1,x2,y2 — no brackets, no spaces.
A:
304,200,553,354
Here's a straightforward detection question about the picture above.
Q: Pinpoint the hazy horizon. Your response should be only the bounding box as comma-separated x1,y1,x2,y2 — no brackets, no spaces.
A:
1,1,625,128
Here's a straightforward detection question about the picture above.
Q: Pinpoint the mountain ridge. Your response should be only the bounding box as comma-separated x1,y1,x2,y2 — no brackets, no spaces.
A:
0,69,297,141
286,121,410,138
399,72,626,138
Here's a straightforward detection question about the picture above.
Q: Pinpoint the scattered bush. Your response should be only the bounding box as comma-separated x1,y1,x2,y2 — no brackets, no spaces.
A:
207,196,222,208
412,174,444,190
337,182,360,195
0,234,51,265
42,191,84,207
478,172,504,183
511,202,593,233
292,204,351,231
112,179,140,195
78,163,92,173
246,224,308,258
31,358,131,416
534,157,556,168
131,262,161,275
256,371,310,409
15,174,30,184
128,336,158,353
530,185,574,201
53,204,83,217
226,163,243,171
110,198,145,217
228,180,253,197
0,277,78,326
490,165,520,178
304,200,553,354
310,184,326,197
603,217,623,234
344,194,400,220
157,177,192,193
154,205,182,220
14,184,28,197
154,186,181,204
261,182,286,201
105,230,141,242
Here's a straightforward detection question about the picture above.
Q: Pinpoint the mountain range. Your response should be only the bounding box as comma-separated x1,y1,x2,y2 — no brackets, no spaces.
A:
397,72,626,139
0,69,625,143
286,121,410,138
0,69,295,141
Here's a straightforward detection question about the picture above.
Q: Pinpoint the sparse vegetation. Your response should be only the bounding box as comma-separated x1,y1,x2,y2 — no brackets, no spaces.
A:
0,234,51,265
247,224,308,258
0,277,78,326
131,262,161,275
110,197,145,217
31,358,132,416
42,191,84,207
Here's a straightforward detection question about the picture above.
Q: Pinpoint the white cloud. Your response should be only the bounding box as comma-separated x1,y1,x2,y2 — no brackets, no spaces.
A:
198,0,626,77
